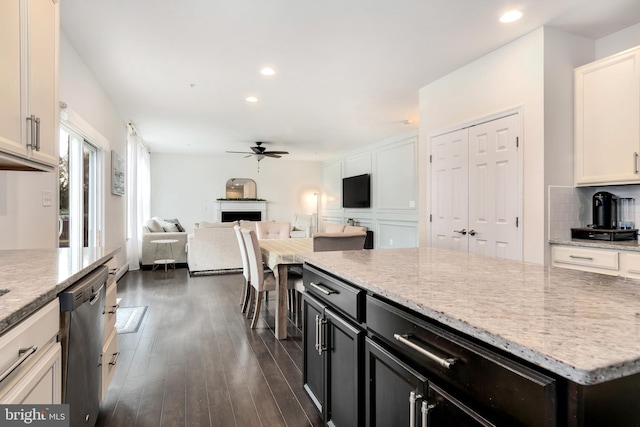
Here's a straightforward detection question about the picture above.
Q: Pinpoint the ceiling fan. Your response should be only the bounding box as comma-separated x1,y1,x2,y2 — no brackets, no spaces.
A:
226,141,289,161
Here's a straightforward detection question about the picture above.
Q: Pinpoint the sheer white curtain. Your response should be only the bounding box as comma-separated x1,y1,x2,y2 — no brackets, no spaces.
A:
126,124,150,270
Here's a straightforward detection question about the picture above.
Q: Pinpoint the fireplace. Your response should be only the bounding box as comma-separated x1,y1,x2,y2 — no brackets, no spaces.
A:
221,211,262,222
214,200,267,222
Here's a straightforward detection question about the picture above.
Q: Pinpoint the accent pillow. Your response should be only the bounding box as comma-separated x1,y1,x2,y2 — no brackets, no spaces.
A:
162,222,180,232
164,218,185,232
146,218,164,233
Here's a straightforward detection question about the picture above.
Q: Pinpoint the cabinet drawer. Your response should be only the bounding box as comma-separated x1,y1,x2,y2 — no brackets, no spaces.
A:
103,279,118,337
620,251,640,280
552,245,618,273
304,264,364,323
101,329,118,401
366,296,556,426
0,300,59,385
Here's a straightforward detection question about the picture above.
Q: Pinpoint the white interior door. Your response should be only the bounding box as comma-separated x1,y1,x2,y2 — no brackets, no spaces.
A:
468,114,521,260
430,129,468,251
429,113,522,261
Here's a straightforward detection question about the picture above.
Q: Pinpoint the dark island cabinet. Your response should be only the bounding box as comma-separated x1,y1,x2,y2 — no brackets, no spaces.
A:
303,263,640,427
302,266,365,427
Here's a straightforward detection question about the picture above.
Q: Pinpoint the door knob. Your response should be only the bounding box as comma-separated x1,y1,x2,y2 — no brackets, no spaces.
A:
468,229,477,236
453,229,467,235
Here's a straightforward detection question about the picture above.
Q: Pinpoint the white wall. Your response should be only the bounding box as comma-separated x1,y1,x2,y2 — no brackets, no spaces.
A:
0,171,57,249
595,23,640,59
419,24,640,265
420,29,546,263
60,33,127,269
150,154,321,233
321,132,420,249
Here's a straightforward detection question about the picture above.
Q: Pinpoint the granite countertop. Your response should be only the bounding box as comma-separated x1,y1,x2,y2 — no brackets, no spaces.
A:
0,247,120,336
300,247,640,386
549,237,640,251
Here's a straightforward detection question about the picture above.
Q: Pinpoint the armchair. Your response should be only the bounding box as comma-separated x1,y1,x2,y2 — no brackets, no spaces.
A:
290,214,315,238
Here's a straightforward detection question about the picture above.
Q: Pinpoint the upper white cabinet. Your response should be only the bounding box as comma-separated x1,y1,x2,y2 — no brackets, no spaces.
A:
0,0,59,171
575,46,640,186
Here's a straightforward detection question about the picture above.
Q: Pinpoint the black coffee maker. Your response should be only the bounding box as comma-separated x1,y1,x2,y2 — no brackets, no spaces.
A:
592,191,618,229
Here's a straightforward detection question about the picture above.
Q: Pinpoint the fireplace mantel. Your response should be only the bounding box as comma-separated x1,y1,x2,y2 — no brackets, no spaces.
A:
214,200,267,222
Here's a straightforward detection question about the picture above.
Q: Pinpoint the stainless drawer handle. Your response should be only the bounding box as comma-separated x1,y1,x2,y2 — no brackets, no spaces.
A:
421,401,435,427
310,282,336,295
35,117,41,151
315,315,321,355
394,334,456,369
109,352,120,366
108,304,120,314
635,152,639,174
0,346,37,383
569,255,594,261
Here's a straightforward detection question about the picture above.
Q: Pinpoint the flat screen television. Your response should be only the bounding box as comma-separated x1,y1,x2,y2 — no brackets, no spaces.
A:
342,174,370,208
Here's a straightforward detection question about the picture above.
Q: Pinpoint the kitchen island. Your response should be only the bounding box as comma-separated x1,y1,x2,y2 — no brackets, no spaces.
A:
0,247,120,335
300,247,640,426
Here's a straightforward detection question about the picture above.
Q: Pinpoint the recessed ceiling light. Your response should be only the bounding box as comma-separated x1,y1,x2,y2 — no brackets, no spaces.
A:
260,67,276,76
500,10,523,23
245,96,258,103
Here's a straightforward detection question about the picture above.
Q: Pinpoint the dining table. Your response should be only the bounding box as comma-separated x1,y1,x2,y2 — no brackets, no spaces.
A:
259,238,312,339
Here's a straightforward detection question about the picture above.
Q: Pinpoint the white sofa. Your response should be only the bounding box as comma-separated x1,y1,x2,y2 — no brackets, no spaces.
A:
186,220,257,275
141,217,188,267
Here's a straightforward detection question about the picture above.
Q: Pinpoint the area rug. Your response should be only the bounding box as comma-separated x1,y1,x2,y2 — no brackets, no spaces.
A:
189,268,242,277
115,306,148,334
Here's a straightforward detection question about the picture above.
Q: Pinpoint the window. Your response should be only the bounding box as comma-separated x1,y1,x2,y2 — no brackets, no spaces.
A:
59,126,103,249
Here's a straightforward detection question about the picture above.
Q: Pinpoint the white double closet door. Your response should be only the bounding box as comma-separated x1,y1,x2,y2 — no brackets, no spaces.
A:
431,113,522,261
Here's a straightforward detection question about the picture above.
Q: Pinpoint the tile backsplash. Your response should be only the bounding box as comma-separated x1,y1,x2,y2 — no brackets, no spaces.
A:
548,185,640,240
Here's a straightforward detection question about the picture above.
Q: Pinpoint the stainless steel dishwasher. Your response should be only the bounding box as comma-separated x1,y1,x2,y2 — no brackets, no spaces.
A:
59,265,107,427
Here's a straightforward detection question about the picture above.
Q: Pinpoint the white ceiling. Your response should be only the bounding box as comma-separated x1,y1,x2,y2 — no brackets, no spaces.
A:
60,0,640,161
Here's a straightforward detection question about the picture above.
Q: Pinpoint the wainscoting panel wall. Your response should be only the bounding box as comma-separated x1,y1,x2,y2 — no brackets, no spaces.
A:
376,220,419,249
376,139,417,211
320,133,419,249
322,161,342,212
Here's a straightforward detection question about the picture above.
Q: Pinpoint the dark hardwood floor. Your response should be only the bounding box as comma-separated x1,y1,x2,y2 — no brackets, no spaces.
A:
97,268,323,427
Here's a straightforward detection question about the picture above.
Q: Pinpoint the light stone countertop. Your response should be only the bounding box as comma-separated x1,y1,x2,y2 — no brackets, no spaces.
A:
300,247,640,386
550,238,640,251
0,247,120,335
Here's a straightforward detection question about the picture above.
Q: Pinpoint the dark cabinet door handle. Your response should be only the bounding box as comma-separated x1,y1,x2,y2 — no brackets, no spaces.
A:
394,334,456,369
310,282,336,295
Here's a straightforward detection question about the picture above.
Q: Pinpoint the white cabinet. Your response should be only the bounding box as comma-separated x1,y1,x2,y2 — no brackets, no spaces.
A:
552,243,640,280
0,300,61,404
551,245,619,275
575,46,640,186
101,277,118,401
0,0,59,171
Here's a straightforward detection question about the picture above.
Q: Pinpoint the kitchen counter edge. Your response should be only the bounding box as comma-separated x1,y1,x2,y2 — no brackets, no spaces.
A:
0,247,120,336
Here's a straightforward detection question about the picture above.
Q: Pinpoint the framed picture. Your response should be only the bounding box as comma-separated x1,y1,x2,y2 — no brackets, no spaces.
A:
111,151,125,196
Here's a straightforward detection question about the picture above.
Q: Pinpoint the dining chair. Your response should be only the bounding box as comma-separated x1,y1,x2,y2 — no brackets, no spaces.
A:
233,225,251,313
241,228,297,328
293,231,367,325
312,231,367,252
255,221,291,239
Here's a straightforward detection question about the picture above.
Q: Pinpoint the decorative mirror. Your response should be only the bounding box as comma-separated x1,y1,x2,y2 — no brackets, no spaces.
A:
225,178,257,199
